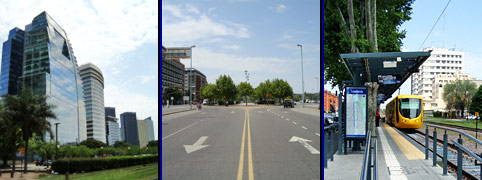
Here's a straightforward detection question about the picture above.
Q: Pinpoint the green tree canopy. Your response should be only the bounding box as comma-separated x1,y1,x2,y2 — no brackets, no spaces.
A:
324,0,415,89
200,84,219,103
163,87,182,103
255,80,272,104
237,82,254,106
147,140,159,148
79,139,108,149
470,85,482,115
443,80,477,118
215,75,238,102
113,141,130,148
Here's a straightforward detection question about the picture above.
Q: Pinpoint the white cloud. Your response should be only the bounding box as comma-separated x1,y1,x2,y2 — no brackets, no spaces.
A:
180,48,296,74
139,75,156,84
275,4,287,13
162,3,250,45
222,44,241,50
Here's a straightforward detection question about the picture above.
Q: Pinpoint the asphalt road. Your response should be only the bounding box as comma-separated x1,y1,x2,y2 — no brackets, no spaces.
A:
162,106,320,180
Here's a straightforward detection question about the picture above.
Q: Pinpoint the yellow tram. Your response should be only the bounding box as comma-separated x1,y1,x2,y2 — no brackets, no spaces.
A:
385,95,423,129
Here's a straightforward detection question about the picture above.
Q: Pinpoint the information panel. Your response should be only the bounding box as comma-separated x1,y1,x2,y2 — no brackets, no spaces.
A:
345,86,367,138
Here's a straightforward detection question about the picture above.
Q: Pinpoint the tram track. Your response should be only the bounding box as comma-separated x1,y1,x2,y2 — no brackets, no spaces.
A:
402,127,479,180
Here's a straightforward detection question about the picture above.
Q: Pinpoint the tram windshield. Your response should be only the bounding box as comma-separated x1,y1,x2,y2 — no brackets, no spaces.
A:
399,98,421,119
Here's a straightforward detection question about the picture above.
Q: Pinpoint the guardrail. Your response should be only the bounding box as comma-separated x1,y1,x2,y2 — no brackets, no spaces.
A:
360,129,377,180
426,124,482,180
324,123,337,169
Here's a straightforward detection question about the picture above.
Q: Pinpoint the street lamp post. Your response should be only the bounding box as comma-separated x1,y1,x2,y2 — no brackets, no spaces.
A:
55,123,60,160
315,77,319,101
297,44,305,108
190,45,196,110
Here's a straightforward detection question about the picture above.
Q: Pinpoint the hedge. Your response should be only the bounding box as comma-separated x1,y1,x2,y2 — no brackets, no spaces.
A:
51,154,158,174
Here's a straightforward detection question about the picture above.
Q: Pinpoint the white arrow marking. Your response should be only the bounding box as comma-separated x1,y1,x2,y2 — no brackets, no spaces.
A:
289,136,320,154
183,136,209,154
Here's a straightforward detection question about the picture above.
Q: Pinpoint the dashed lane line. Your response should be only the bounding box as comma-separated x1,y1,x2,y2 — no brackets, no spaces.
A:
301,126,307,130
293,122,297,125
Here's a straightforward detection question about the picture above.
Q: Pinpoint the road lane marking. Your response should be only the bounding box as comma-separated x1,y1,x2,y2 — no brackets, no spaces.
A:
281,116,284,118
301,126,307,130
183,136,209,154
293,122,297,125
162,122,199,140
289,136,320,154
237,110,248,180
286,118,289,120
315,133,320,136
247,109,254,180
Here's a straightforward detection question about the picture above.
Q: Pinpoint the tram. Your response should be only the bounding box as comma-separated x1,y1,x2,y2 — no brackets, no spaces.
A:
385,95,423,129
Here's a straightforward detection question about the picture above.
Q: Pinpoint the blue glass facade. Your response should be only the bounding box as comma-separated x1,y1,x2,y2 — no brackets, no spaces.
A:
120,112,139,146
0,28,25,96
19,12,86,144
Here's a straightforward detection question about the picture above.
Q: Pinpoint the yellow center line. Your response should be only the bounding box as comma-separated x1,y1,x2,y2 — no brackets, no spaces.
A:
237,109,247,180
247,109,254,180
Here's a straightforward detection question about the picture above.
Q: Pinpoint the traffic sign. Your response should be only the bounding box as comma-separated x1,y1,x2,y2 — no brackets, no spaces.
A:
476,112,479,117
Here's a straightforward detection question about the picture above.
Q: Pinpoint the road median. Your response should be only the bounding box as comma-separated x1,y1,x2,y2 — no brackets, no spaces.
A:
162,108,196,116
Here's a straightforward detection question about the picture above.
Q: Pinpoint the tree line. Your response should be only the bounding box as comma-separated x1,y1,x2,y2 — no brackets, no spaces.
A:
200,75,294,105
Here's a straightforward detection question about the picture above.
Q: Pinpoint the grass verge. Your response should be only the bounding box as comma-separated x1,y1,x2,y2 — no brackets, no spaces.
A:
39,162,158,180
425,119,482,129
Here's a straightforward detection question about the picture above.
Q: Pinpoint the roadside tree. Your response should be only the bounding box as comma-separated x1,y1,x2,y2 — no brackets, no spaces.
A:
215,75,238,103
238,82,254,106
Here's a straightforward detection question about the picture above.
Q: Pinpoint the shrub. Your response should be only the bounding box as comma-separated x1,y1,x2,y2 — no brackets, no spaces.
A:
51,154,158,174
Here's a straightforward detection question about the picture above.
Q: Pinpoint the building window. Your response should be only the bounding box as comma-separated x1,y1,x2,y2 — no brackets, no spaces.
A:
436,66,440,69
442,60,446,63
436,60,440,63
442,55,446,57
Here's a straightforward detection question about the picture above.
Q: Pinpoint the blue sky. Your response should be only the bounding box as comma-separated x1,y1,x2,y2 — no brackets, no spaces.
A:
162,0,321,95
0,0,159,139
382,0,482,107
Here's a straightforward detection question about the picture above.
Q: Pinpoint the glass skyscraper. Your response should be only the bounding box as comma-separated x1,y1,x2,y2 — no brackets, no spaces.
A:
105,107,120,146
79,63,106,143
0,28,25,96
19,11,86,144
120,112,139,146
145,116,155,141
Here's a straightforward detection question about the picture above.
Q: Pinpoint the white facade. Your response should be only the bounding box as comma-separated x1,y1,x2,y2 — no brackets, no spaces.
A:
411,47,465,110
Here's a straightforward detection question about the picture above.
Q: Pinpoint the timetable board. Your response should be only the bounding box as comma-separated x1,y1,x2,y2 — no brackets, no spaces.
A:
345,86,367,138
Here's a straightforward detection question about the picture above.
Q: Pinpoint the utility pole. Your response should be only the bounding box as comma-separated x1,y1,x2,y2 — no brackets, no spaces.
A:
297,44,305,108
189,45,195,109
55,123,60,160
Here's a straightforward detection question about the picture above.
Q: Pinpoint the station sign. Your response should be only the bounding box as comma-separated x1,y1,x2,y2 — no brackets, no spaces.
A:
377,75,400,85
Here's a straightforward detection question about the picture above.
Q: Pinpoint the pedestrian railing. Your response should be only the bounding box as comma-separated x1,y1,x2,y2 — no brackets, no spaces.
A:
324,123,337,169
360,129,377,180
426,124,482,180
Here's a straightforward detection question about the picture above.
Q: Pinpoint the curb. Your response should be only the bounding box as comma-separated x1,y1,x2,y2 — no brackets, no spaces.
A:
162,109,196,116
298,107,321,112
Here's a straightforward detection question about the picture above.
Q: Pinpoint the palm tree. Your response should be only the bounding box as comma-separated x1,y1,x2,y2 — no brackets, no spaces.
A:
0,101,22,178
4,87,57,174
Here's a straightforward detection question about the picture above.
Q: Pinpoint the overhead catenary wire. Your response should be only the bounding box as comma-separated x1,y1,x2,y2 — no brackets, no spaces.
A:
419,0,452,50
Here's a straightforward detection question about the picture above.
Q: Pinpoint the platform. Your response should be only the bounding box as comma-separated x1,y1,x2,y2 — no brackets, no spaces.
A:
324,123,456,180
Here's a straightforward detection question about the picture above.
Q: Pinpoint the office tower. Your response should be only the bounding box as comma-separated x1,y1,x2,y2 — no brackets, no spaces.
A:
0,28,24,96
79,63,106,143
106,116,120,146
120,112,139,146
145,116,155,141
19,11,86,144
137,119,148,148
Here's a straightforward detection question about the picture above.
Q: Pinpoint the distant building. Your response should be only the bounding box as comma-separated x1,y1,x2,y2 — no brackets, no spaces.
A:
79,63,106,143
412,47,465,111
0,28,24,96
106,116,120,146
120,112,139,146
137,119,148,148
162,46,186,92
104,107,120,146
431,71,479,113
323,90,338,113
145,116,155,141
184,68,207,102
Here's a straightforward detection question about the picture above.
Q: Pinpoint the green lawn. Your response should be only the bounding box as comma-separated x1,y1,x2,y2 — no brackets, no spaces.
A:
425,119,482,129
39,163,158,180
423,116,448,120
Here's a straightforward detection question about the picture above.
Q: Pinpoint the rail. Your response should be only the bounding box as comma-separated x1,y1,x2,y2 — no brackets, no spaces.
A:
360,128,377,180
426,124,482,179
324,123,338,169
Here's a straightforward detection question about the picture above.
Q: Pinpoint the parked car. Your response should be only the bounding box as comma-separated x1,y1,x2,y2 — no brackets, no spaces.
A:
466,115,479,120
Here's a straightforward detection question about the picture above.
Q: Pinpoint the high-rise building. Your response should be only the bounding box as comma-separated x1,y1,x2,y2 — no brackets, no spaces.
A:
120,112,139,146
106,116,120,146
79,63,106,143
145,116,155,141
162,46,185,91
19,11,86,144
184,68,207,102
411,47,465,111
0,28,25,96
137,119,148,148
104,107,120,146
